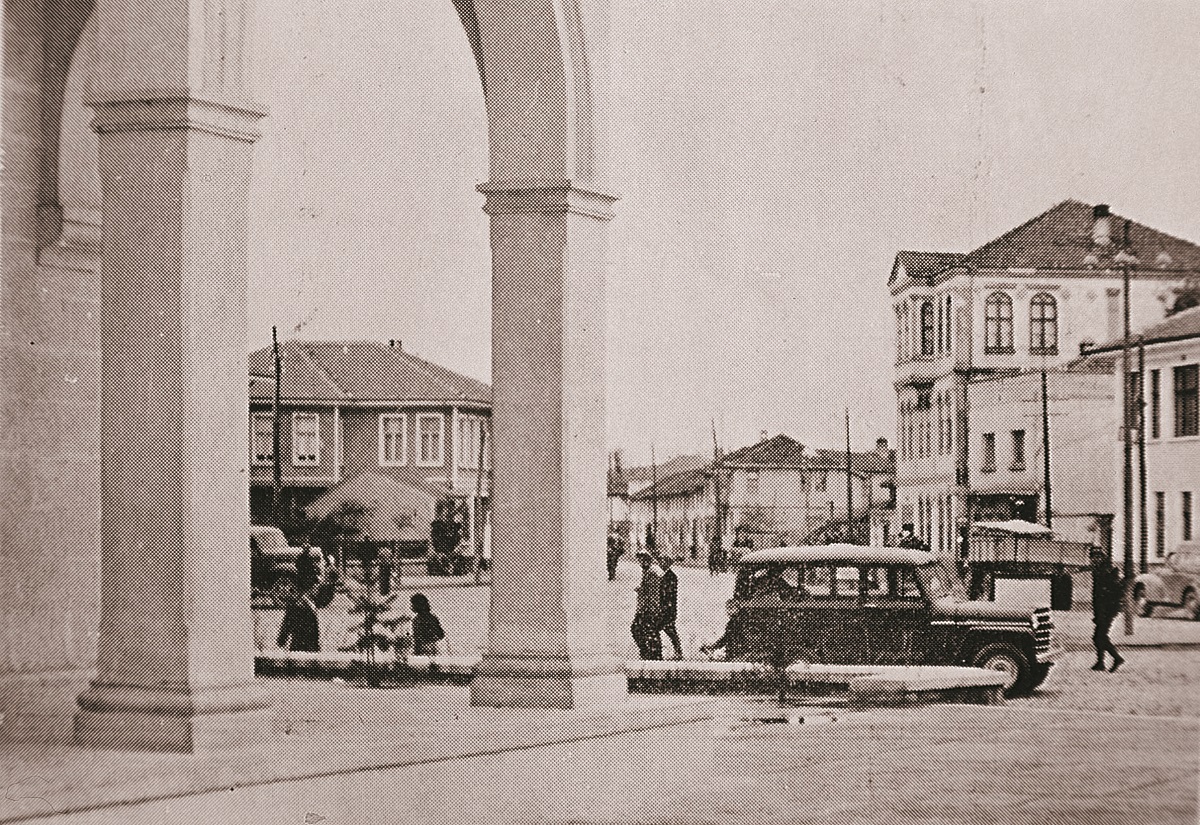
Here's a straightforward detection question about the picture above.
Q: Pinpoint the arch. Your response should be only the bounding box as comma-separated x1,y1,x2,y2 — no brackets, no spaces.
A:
1029,292,1058,354
984,292,1014,353
33,0,95,255
465,0,611,186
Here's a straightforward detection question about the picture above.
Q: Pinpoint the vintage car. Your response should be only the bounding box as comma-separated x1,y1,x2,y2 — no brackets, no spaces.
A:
1133,544,1200,619
714,545,1062,696
250,524,304,598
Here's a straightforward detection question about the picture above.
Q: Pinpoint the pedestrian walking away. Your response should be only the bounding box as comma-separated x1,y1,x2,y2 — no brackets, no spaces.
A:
278,547,338,652
659,556,683,659
1090,548,1126,673
631,551,663,660
410,592,446,655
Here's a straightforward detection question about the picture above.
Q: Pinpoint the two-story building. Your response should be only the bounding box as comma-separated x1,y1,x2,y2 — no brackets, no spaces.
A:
248,339,491,554
892,200,1200,558
1087,306,1200,565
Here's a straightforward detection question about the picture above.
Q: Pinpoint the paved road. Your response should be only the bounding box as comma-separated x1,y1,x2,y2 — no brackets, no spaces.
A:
25,702,1199,824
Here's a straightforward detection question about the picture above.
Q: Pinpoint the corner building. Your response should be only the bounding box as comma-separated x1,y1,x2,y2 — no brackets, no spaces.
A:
891,200,1200,559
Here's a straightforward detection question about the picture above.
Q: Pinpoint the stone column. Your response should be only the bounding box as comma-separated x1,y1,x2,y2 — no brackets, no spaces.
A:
470,183,628,708
72,95,271,751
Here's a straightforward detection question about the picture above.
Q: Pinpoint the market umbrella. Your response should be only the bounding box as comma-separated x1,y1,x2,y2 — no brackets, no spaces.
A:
304,471,436,544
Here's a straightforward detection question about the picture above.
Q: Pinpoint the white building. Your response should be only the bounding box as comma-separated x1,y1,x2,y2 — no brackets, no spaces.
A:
892,200,1200,558
1088,307,1200,566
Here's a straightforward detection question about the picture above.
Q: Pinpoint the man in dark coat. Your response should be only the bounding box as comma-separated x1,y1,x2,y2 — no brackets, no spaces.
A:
1090,549,1126,672
631,551,663,660
659,556,683,660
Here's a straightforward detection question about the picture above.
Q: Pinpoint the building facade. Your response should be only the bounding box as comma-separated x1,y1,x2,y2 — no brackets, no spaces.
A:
1088,307,1200,566
624,435,896,557
892,200,1200,558
248,339,492,553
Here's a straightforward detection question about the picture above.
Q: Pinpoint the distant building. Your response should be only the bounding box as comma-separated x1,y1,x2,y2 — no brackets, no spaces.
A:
625,434,895,557
892,199,1200,557
248,339,491,552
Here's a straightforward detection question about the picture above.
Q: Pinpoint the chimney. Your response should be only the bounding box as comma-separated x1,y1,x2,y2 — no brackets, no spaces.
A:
759,430,769,443
1092,204,1112,247
388,339,401,349
875,437,889,453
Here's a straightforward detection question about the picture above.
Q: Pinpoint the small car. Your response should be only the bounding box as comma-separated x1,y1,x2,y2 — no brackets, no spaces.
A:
250,524,303,599
1132,545,1200,619
713,544,1062,696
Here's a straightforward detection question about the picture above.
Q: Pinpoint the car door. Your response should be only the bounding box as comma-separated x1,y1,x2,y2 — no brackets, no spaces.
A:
860,564,930,665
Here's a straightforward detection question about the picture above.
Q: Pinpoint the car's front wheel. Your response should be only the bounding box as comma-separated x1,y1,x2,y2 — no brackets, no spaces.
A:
970,641,1031,697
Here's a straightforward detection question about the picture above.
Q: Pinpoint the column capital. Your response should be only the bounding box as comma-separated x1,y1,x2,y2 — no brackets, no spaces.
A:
478,180,619,220
86,95,267,143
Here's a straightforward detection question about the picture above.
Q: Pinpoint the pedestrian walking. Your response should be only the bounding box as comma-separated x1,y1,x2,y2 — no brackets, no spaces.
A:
1090,548,1126,673
659,556,683,660
631,551,663,660
410,593,445,655
606,530,622,581
278,549,337,652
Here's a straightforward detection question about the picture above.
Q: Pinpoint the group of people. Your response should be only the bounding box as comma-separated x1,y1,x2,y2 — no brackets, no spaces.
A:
630,551,684,660
276,540,445,656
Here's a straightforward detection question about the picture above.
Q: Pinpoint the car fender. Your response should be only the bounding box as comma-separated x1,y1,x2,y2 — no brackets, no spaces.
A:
1133,572,1169,605
954,626,1035,665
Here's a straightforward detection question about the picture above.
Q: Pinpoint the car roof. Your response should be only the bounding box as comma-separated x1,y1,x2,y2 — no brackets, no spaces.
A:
738,544,935,567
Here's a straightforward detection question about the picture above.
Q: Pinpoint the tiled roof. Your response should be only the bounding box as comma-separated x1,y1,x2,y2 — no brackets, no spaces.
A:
720,434,808,467
967,200,1200,272
629,468,710,501
810,448,896,475
249,340,491,405
1088,305,1200,354
893,199,1200,282
890,251,968,284
625,454,708,484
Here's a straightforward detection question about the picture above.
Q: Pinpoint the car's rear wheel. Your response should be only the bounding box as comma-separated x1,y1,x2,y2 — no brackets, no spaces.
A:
1183,588,1200,620
970,641,1031,697
1133,585,1153,618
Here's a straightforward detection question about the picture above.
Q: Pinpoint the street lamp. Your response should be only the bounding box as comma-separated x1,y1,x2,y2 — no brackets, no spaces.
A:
1114,226,1139,636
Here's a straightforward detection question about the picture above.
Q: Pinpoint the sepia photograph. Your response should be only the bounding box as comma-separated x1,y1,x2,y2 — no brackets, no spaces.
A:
2,1,1199,822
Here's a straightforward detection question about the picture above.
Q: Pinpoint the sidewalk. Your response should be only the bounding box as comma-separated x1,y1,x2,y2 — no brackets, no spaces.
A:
6,685,1196,825
1053,609,1200,650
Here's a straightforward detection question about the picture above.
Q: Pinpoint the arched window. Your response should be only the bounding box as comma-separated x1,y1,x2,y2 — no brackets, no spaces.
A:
984,293,1014,353
1030,292,1058,354
920,301,934,355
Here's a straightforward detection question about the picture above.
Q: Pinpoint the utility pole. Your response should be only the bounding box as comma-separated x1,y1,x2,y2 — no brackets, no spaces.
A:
1116,219,1138,635
711,422,723,559
845,408,854,543
1041,369,1052,529
650,445,658,551
473,424,487,585
1138,338,1148,573
272,326,283,529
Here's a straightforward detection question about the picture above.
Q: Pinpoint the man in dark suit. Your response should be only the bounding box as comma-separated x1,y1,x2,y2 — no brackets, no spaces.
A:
659,556,683,660
1090,549,1126,673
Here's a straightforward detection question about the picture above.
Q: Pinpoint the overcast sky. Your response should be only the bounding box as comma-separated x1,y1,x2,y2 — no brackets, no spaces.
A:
248,1,1200,465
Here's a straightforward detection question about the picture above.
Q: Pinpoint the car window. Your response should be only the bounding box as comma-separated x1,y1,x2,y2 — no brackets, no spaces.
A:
799,564,833,597
859,565,925,601
832,566,860,598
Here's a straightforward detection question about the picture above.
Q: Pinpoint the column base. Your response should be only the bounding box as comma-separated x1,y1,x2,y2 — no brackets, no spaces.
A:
470,655,628,709
74,681,273,752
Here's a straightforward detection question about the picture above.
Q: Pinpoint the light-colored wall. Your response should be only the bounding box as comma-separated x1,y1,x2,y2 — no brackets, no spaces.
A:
1120,336,1200,561
969,368,1115,543
1,3,102,705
